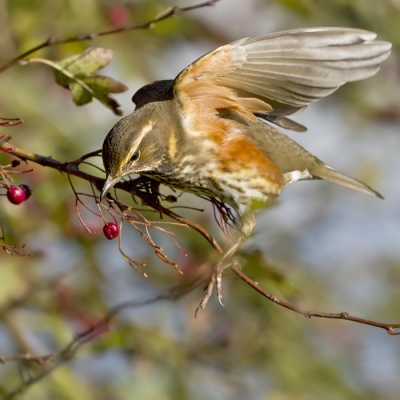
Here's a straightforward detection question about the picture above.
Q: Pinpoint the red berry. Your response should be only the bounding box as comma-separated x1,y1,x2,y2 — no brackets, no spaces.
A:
19,184,32,200
103,222,119,240
7,186,26,205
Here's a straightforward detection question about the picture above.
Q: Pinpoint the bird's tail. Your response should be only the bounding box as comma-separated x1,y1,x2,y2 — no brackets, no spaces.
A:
312,164,383,199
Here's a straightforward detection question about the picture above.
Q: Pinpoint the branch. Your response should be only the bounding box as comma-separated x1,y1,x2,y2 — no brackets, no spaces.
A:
0,141,222,253
2,138,398,338
0,353,55,365
0,0,220,74
3,140,397,335
232,266,400,335
2,271,206,400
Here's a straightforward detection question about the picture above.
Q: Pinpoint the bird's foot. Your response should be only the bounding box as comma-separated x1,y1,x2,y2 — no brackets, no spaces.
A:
196,262,234,316
195,236,244,316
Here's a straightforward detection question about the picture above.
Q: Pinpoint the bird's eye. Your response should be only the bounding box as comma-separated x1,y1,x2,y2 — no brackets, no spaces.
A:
130,151,140,163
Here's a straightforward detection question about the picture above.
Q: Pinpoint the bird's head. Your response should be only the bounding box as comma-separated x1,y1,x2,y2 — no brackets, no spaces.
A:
100,104,168,200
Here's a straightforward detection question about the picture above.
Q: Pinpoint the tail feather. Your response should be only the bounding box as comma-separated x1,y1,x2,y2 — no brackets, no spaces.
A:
313,164,383,199
251,121,384,199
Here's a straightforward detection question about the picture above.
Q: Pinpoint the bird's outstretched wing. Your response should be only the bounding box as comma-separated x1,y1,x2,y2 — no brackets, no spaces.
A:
173,27,391,132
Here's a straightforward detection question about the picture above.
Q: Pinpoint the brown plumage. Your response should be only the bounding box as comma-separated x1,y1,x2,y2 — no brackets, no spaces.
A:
101,27,391,308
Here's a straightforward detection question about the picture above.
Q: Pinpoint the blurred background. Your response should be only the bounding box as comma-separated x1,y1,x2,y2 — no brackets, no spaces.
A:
0,0,400,399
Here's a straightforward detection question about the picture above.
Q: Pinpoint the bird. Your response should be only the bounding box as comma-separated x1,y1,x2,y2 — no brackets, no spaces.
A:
100,27,392,309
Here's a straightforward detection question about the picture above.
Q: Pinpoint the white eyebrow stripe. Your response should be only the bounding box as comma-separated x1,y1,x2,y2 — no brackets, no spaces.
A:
131,120,154,149
118,120,154,174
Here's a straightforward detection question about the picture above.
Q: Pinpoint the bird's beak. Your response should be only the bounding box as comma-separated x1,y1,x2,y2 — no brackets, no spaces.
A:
100,175,119,201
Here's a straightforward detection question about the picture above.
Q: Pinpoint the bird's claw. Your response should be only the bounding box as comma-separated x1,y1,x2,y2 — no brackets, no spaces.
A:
195,263,227,317
215,270,225,307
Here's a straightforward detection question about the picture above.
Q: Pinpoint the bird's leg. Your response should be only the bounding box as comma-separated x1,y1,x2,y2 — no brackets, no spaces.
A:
196,235,245,312
196,210,254,314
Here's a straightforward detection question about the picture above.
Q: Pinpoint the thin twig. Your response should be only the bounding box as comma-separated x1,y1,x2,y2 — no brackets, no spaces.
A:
0,0,220,74
19,57,99,98
232,266,400,335
0,117,23,127
0,353,55,365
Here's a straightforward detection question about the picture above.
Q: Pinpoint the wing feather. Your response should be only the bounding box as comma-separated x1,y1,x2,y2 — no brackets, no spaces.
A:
173,27,391,130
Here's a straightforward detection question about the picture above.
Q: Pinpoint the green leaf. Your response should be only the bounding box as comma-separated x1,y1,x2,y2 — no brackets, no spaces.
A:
71,82,92,105
57,47,114,77
81,75,128,94
52,47,128,115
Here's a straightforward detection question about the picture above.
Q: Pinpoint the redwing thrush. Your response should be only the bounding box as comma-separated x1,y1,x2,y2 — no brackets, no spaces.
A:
101,28,391,308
